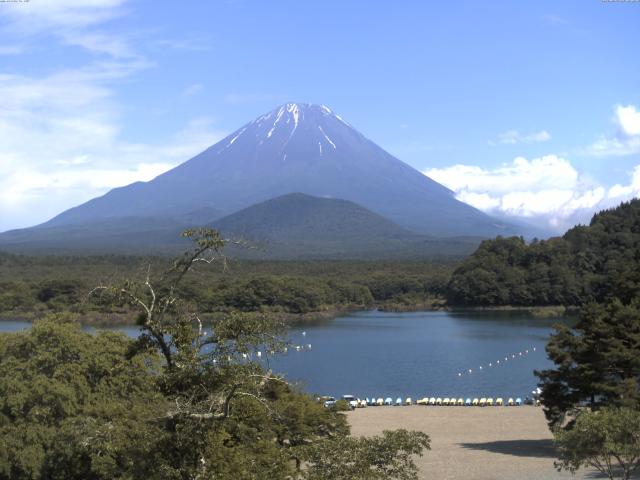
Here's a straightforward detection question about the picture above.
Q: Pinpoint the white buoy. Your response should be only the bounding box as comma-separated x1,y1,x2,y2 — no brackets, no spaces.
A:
497,360,500,364
302,331,306,336
307,343,312,349
533,347,536,351
468,369,472,374
479,366,483,370
519,352,522,356
489,363,492,367
257,351,262,358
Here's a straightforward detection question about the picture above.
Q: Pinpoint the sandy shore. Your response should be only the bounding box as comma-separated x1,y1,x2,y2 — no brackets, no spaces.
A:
347,406,599,480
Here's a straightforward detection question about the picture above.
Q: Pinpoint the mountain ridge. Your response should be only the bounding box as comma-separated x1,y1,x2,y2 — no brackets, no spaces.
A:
211,192,482,259
0,193,482,258
0,102,540,256
38,102,517,237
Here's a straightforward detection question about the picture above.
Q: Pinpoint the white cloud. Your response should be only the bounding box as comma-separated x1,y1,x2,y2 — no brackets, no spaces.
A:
0,45,24,55
0,0,139,62
607,165,640,200
0,0,228,232
425,155,614,232
426,103,640,232
427,155,578,194
0,112,226,231
586,104,640,156
61,32,136,58
490,129,551,145
181,83,205,97
0,0,127,31
617,105,640,137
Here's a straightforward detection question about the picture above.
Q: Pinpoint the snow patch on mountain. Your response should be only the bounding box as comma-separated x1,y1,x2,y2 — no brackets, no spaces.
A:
318,126,337,149
227,126,247,147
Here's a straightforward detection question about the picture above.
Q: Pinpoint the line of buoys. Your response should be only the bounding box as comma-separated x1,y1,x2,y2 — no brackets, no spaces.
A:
456,346,537,378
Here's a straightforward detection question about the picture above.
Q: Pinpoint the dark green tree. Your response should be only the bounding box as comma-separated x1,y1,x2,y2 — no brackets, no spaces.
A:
536,300,640,426
446,200,640,307
301,429,430,480
553,407,640,480
0,315,167,479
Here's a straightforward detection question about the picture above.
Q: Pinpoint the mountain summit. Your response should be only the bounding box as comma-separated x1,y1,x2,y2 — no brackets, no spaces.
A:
41,102,513,237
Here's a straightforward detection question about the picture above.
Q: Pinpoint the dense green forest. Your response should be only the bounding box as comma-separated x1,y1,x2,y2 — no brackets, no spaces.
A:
0,230,430,479
446,200,640,307
0,252,454,322
6,199,640,320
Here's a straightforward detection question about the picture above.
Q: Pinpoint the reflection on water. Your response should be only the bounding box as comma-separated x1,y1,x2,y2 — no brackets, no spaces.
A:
0,310,562,400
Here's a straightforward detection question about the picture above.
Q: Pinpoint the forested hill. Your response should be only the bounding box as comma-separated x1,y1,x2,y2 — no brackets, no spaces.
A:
446,199,640,307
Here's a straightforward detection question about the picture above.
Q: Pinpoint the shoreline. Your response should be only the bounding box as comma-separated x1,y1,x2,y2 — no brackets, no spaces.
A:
0,303,574,327
0,302,578,327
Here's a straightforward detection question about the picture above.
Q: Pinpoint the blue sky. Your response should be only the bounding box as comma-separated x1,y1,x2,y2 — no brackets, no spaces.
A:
0,0,639,232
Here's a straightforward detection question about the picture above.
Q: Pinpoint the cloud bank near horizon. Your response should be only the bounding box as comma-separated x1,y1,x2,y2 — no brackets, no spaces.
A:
425,104,640,233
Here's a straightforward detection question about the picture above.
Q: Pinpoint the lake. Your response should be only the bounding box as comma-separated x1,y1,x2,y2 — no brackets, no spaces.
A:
0,310,560,401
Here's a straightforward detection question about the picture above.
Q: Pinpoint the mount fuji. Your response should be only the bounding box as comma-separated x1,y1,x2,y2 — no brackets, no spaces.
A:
0,103,529,255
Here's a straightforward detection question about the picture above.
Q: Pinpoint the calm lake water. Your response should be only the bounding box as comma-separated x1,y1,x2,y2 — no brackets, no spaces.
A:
0,310,561,401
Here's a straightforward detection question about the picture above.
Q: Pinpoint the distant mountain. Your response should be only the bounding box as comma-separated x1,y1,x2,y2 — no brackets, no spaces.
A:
214,192,410,241
0,102,536,255
0,193,481,258
0,217,188,255
211,193,481,258
35,103,519,237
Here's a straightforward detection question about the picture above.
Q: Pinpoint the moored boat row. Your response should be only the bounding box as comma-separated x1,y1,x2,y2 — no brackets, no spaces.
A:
322,395,542,409
359,396,529,407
